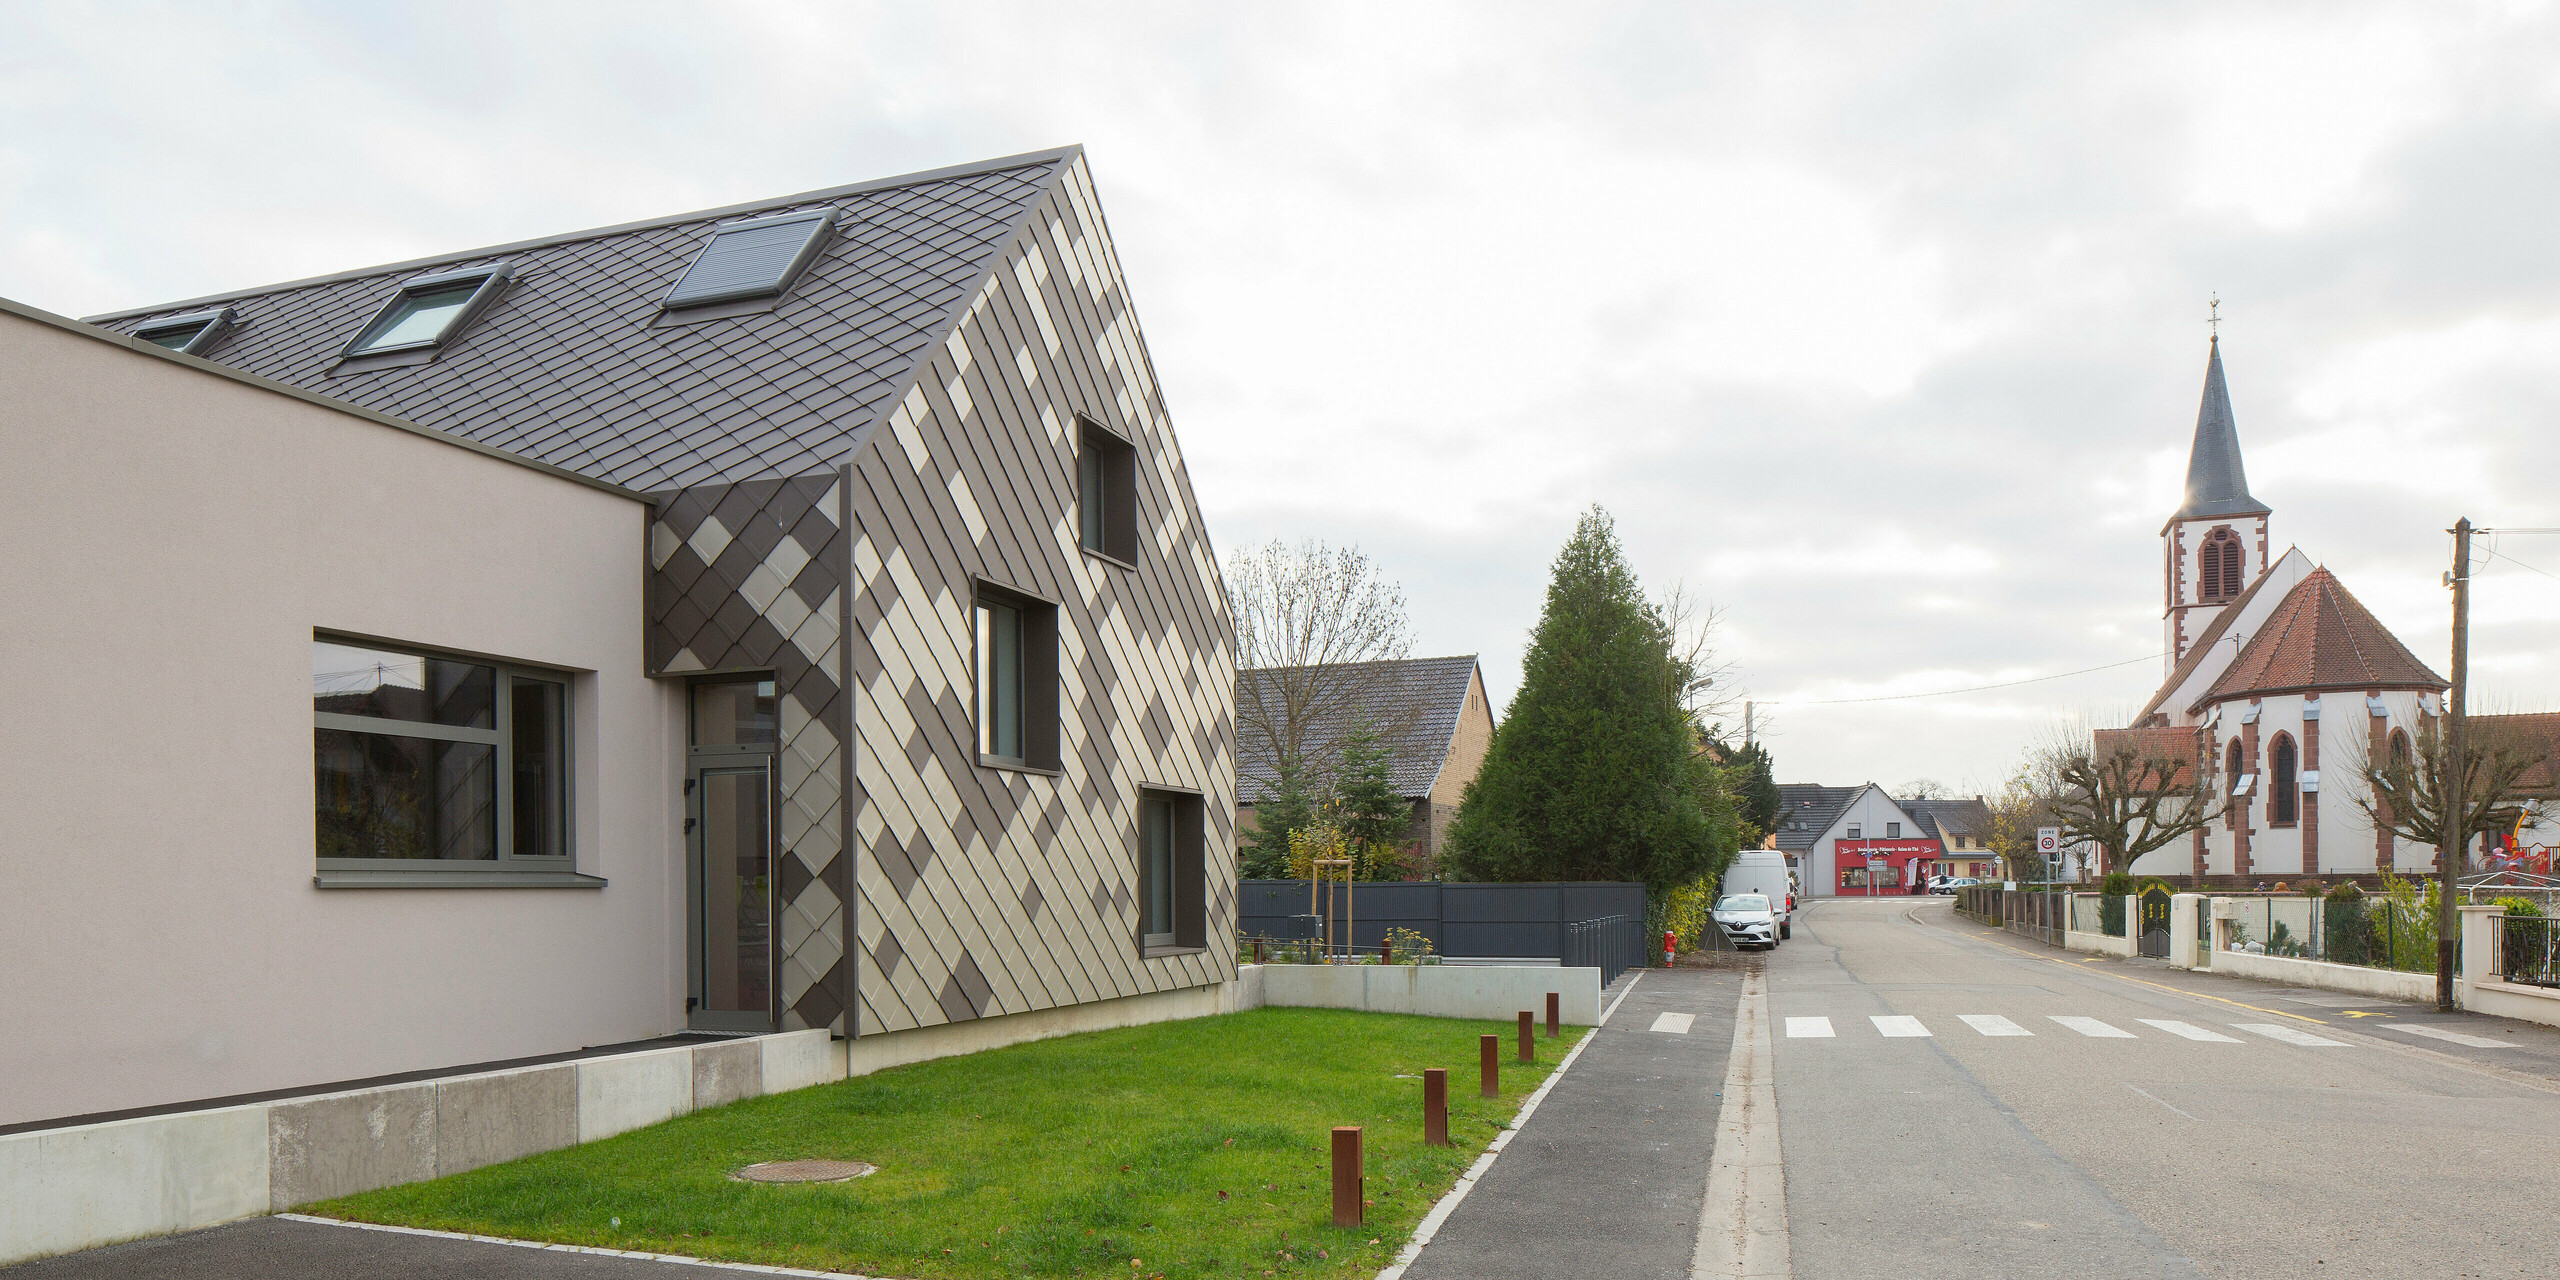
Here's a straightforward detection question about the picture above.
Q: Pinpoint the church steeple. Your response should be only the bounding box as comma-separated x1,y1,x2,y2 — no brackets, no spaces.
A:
2162,327,2273,669
2174,336,2271,520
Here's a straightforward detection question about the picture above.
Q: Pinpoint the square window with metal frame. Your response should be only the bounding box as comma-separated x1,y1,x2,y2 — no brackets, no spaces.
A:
313,637,574,883
1077,415,1139,566
339,265,511,359
1137,788,1206,955
974,582,1061,772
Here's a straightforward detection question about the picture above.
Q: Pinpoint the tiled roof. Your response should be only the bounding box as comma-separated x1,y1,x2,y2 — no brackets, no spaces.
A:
2196,568,2446,709
2175,337,2270,521
2093,725,2208,765
1898,797,1992,841
1772,784,1863,851
87,148,1076,492
2475,712,2560,797
1236,656,1479,801
2135,555,2290,724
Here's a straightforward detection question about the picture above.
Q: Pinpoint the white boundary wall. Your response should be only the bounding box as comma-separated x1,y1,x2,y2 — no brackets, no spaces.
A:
1256,964,1602,1024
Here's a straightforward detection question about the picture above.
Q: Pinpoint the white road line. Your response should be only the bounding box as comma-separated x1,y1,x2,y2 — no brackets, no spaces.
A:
1599,970,1645,1026
273,1216,855,1276
1871,1015,1931,1038
2234,1022,2350,1047
2384,1023,2513,1049
2048,1016,2136,1039
2123,1084,2200,1121
1692,971,1791,1279
1784,1016,1834,1038
1651,1012,1696,1034
1957,1014,2031,1037
2138,1019,2242,1042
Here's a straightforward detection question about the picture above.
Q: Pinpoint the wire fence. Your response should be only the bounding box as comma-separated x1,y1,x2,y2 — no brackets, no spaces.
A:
2504,915,2559,987
2208,893,2441,972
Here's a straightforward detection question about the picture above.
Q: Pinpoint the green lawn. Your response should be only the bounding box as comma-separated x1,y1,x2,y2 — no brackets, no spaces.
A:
310,1007,1580,1279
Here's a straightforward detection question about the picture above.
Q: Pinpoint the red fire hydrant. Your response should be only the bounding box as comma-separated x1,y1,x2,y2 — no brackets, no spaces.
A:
1663,930,1676,967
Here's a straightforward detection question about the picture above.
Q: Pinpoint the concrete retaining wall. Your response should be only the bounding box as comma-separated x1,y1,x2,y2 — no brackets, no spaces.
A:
2463,979,2560,1030
0,1030,830,1267
2063,930,2136,958
2201,948,2438,1002
1255,963,1602,1024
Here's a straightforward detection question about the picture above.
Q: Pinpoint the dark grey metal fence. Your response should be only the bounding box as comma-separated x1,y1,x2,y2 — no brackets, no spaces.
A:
1562,914,1647,985
1236,880,1648,963
2504,915,2558,987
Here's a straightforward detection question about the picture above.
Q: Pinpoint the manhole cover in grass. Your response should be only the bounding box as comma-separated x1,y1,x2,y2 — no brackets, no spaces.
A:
731,1159,877,1184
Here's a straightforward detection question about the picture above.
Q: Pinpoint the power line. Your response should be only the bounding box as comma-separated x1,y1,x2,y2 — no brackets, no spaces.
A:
1765,652,2165,706
2483,545,2560,584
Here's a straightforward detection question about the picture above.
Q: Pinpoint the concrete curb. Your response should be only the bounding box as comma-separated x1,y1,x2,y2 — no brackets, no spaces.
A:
275,1214,907,1277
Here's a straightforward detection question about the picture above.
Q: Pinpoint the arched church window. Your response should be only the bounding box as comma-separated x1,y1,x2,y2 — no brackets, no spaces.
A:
2199,528,2244,601
2225,737,2245,828
2226,738,2243,781
2270,734,2298,824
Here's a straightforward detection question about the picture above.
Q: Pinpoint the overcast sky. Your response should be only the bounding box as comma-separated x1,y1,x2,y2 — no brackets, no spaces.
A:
12,1,2560,793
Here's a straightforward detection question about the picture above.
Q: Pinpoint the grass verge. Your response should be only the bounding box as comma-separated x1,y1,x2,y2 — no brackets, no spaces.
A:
309,1007,1581,1279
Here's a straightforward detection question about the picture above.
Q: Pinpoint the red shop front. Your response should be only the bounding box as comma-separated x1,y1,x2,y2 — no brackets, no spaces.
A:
1834,839,1940,896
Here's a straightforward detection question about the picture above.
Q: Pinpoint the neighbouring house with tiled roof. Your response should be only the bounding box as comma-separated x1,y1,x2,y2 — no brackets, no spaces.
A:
1235,656,1495,874
2099,334,2551,882
0,147,1238,1131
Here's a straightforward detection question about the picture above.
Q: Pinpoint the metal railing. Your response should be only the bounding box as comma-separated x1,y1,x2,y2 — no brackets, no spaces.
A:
2211,893,2439,973
1563,914,1645,986
2503,915,2559,987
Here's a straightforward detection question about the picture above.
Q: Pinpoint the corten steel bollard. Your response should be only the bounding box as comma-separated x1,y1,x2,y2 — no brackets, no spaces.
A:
1380,939,1392,964
1546,991,1560,1039
1252,937,1266,964
1517,1011,1534,1063
1331,1126,1364,1227
1423,1068,1450,1146
1479,1034,1499,1097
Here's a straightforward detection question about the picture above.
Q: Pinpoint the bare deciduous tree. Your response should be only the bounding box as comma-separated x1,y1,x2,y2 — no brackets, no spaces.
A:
1658,580,1743,735
1227,539,1417,797
2348,717,2550,862
2030,725,2227,877
1896,778,1951,801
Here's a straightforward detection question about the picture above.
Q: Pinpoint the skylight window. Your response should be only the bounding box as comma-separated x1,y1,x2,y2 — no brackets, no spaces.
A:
134,307,234,356
339,265,511,359
661,209,834,310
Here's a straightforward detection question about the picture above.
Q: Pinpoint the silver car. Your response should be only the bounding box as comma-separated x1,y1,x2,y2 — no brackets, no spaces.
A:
1713,893,1780,949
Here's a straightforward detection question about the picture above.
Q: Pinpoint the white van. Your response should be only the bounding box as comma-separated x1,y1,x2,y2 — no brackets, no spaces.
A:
1722,849,1794,941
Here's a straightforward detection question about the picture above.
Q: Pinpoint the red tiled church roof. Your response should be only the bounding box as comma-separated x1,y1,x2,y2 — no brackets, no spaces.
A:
2194,568,2445,711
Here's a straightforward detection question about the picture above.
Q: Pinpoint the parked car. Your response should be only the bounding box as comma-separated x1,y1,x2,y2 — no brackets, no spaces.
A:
1931,877,1982,895
1724,849,1794,940
1713,893,1780,949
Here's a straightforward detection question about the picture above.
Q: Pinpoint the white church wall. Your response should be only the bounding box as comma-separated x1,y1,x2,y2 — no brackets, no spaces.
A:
2157,549,2314,714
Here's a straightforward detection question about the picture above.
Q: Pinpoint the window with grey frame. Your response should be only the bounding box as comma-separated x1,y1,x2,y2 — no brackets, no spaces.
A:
314,638,568,875
1137,787,1206,954
338,265,511,360
974,582,1061,772
1077,415,1139,566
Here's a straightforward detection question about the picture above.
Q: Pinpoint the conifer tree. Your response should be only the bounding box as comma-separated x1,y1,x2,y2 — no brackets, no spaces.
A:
1239,764,1319,880
1732,741,1782,841
1333,722,1411,879
1444,507,1737,892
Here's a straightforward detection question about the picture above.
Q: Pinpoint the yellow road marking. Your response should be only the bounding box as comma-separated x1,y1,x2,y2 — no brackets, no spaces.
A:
1911,906,2329,1025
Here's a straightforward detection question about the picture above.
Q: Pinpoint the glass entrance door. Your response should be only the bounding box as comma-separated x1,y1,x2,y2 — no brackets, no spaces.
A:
693,761,773,1029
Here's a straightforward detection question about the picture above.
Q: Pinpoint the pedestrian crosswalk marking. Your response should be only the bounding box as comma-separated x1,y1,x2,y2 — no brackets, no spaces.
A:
2048,1016,2137,1038
2138,1019,2242,1042
2234,1022,2348,1047
1650,1012,1696,1034
1784,1016,1835,1038
1871,1015,1932,1037
2382,1023,2509,1049
1958,1014,2031,1037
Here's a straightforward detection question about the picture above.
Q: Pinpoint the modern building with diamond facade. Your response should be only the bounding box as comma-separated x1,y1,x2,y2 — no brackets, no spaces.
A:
0,146,1236,1127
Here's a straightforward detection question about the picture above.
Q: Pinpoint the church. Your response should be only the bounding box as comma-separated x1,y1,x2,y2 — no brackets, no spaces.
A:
2103,335,2488,883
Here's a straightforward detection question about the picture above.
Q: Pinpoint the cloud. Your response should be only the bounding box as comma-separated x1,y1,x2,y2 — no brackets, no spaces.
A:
9,0,2560,785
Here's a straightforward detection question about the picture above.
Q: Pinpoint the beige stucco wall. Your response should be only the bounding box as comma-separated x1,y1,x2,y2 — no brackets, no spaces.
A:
0,308,685,1127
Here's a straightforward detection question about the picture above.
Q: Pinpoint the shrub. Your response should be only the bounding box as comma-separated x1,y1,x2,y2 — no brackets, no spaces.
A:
2493,896,2545,919
2324,883,2371,966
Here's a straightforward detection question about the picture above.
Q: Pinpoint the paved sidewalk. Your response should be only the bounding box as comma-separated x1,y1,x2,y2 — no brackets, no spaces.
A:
1402,967,1743,1280
1924,899,2560,1081
0,1216,849,1279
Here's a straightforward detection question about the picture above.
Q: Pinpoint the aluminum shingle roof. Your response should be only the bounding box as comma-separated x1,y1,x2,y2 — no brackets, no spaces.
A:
87,148,1075,492
1236,656,1480,800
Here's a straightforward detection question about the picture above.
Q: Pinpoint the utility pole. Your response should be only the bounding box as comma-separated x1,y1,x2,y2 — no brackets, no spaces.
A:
2438,517,2472,1012
1744,701,1754,747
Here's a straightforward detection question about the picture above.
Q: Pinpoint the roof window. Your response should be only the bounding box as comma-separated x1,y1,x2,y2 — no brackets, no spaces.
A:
661,209,834,310
340,265,511,358
135,306,234,356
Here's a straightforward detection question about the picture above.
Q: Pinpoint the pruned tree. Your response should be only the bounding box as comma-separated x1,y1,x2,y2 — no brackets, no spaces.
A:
2348,718,2549,863
1227,539,1417,800
2031,727,2226,877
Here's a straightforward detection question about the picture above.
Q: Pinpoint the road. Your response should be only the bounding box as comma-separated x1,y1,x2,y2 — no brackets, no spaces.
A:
1767,895,2560,1279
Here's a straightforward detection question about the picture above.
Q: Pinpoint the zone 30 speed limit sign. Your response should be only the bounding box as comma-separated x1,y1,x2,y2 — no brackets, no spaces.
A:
2036,827,2061,855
